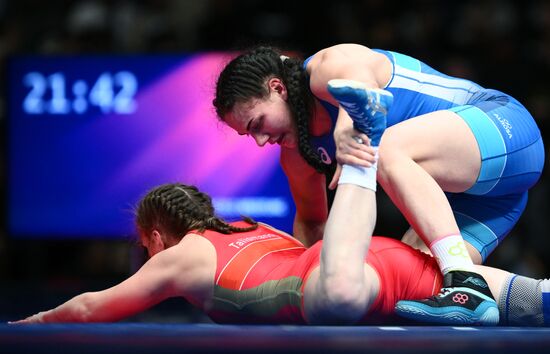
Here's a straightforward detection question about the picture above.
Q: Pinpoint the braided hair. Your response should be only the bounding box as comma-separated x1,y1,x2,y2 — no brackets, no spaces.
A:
136,183,257,240
213,46,333,175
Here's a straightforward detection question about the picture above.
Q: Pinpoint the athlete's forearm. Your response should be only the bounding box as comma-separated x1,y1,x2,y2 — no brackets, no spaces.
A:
314,184,376,323
13,292,96,323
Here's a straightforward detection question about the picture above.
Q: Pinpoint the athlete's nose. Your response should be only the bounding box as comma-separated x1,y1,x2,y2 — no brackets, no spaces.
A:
252,133,269,147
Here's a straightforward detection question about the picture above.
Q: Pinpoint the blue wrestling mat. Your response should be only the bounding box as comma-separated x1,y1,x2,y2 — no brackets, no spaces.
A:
1,323,549,354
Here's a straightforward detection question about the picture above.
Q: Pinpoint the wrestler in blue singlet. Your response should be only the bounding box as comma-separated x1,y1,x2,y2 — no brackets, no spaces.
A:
305,50,545,261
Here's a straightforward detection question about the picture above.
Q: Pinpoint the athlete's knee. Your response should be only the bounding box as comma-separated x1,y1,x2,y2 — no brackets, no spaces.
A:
376,141,409,187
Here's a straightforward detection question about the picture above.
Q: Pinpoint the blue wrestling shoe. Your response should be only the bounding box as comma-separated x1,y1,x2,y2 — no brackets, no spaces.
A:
327,79,393,146
395,270,500,326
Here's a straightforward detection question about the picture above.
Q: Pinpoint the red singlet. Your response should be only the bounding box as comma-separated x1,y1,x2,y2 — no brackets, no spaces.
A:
196,222,442,324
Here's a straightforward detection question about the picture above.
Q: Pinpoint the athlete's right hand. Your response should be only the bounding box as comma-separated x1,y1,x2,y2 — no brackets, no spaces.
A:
8,312,45,324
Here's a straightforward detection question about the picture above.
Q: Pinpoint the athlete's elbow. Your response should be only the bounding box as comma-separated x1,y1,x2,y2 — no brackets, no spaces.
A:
314,277,368,324
66,292,98,322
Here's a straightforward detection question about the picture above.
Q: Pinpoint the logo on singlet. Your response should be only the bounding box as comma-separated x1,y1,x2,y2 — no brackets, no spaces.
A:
228,233,281,249
317,147,332,165
493,113,513,139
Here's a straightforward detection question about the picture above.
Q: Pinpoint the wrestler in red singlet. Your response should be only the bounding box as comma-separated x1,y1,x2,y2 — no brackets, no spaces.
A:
196,221,443,324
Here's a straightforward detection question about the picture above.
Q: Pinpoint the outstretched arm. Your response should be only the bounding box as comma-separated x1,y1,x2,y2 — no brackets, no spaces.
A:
304,77,390,324
306,183,378,324
12,247,182,323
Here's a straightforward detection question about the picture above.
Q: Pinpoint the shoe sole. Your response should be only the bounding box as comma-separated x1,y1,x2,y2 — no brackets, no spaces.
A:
395,302,500,326
327,79,392,146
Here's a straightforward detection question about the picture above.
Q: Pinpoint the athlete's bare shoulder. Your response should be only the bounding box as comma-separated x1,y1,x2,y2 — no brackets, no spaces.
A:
305,44,376,72
305,44,391,99
164,232,217,306
177,232,218,255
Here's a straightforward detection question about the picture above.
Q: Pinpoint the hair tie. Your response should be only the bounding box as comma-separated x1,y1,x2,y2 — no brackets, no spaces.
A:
280,55,290,62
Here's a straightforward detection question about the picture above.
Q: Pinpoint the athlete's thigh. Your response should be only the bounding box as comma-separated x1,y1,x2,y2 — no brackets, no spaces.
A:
450,92,545,197
381,110,481,192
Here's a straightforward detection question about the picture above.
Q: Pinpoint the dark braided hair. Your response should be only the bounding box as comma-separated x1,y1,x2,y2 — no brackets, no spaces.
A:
136,183,257,240
213,46,333,175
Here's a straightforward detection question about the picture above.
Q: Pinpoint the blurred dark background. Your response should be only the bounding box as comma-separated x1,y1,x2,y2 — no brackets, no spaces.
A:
0,0,549,323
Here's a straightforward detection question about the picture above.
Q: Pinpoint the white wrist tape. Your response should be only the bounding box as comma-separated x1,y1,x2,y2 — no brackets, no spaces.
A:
338,163,377,191
338,147,378,191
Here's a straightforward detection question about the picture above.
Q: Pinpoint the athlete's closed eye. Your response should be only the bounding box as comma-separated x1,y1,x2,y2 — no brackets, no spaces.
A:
250,116,264,133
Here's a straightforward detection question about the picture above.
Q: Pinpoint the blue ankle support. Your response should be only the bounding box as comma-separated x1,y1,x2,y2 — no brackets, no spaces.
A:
543,279,550,326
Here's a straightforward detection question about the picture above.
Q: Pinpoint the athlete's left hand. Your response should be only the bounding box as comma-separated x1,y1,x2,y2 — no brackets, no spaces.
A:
329,128,377,190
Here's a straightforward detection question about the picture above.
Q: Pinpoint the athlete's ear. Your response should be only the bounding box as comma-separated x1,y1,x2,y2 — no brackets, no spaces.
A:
150,230,166,255
268,77,288,100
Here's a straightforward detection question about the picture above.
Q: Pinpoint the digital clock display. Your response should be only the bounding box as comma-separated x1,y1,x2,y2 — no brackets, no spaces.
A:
22,70,138,115
8,54,295,239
